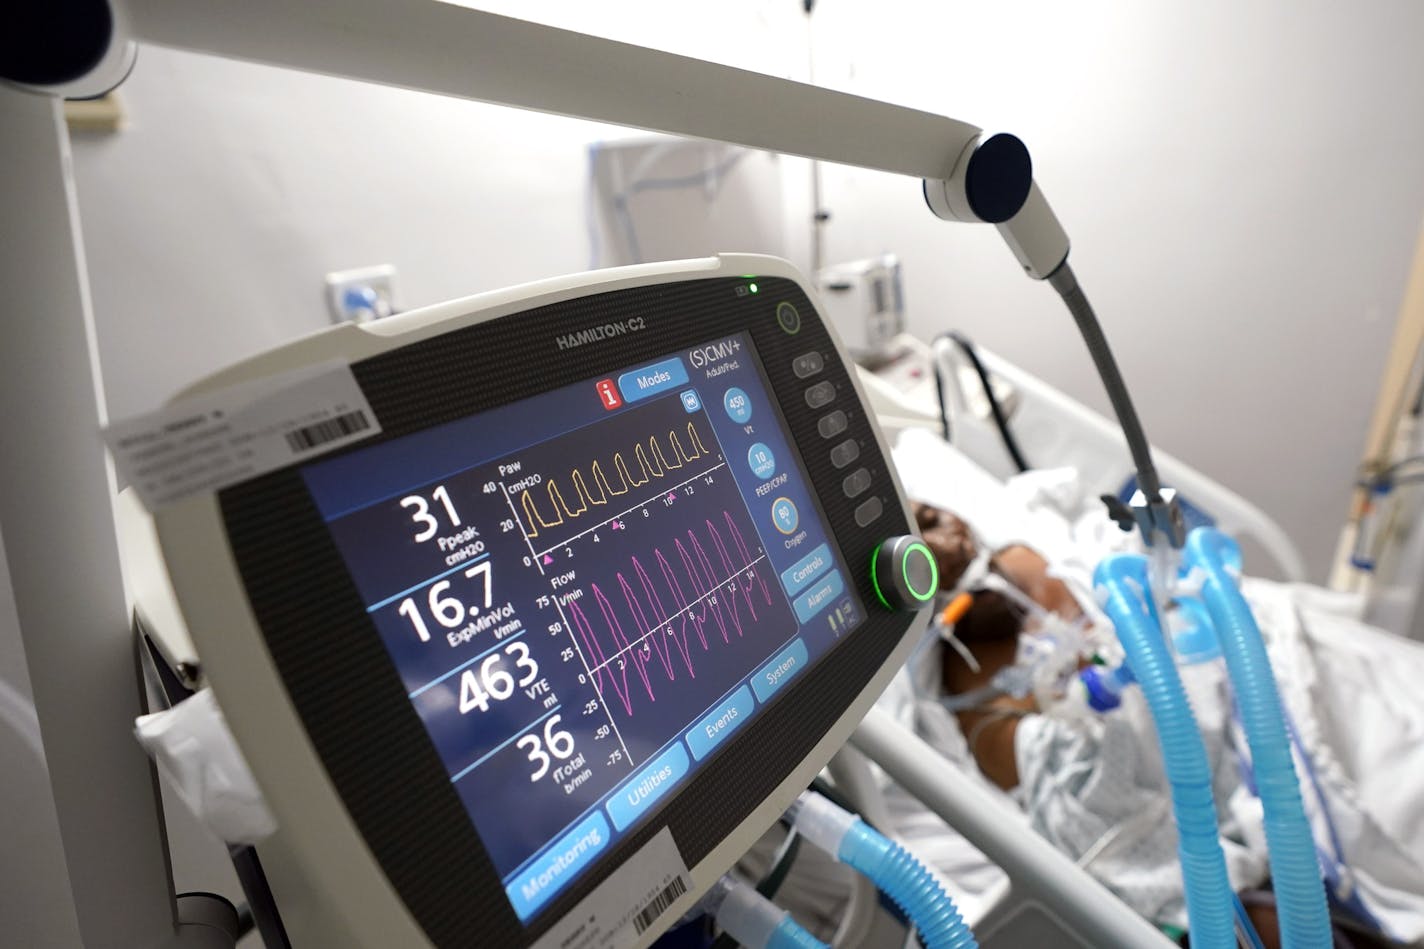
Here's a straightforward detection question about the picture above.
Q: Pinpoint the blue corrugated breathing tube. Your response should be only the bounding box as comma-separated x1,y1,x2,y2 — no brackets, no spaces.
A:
1184,528,1331,949
1095,553,1236,949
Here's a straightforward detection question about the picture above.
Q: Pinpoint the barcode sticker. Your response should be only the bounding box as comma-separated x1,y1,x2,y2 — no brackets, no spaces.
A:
530,827,692,949
104,362,381,510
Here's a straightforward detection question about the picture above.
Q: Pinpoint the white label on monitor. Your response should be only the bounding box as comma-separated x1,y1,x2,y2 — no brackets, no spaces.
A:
104,362,381,510
531,827,692,949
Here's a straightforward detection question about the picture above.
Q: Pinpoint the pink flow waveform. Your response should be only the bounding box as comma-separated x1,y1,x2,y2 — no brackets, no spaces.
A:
568,510,773,716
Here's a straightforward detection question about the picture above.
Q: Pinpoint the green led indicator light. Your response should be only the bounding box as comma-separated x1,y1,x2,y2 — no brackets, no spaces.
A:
748,283,759,294
869,542,890,609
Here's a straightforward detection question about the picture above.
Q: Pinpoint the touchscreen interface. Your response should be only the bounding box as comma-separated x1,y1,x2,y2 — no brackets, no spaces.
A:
300,331,864,922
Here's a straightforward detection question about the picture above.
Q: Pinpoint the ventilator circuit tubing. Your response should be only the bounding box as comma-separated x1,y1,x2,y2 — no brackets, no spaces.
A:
1094,554,1235,949
707,876,828,949
790,792,977,949
1185,529,1332,949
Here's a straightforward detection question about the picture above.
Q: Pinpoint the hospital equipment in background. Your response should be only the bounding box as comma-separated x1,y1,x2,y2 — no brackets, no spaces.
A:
815,255,907,361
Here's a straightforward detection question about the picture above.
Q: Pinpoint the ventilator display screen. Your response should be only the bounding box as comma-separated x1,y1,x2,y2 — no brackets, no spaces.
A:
300,333,863,921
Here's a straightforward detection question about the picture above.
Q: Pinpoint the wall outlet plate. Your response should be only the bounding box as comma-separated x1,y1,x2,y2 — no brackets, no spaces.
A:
324,264,397,323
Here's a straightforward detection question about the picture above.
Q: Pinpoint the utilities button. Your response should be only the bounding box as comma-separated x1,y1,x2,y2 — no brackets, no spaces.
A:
843,468,873,498
818,410,848,439
830,439,860,469
792,351,824,378
805,381,836,409
776,302,801,334
854,497,883,527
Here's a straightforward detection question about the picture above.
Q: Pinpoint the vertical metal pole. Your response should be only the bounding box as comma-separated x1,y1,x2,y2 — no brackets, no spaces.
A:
0,86,176,948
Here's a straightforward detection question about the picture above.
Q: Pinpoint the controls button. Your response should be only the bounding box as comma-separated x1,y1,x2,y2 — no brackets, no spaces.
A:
805,381,836,409
723,387,753,423
685,685,755,761
776,302,801,335
854,497,884,527
505,811,611,920
817,410,848,440
829,439,860,469
870,534,940,611
618,357,689,404
842,468,873,498
771,497,799,534
752,638,810,703
680,389,702,413
793,569,845,624
781,542,833,598
606,743,690,832
792,351,824,378
747,443,777,479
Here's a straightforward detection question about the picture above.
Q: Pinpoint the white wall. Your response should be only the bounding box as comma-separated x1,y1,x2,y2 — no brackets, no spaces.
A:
807,0,1424,580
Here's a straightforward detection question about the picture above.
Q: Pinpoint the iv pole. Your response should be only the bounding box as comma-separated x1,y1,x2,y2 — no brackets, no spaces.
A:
0,2,1173,945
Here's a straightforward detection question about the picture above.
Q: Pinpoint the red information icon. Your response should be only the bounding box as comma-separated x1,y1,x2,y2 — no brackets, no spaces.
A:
595,378,622,410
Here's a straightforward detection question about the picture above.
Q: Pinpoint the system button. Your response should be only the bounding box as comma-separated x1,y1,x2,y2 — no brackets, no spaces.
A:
842,468,873,498
618,357,690,404
685,685,755,761
829,439,860,469
723,387,753,423
505,811,612,920
793,569,845,624
780,542,833,598
752,638,809,703
817,410,848,439
776,302,802,335
606,743,690,832
805,381,836,409
854,497,884,527
792,351,824,378
771,497,799,534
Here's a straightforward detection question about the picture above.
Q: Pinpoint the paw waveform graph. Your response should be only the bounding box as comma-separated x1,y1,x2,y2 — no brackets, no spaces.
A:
567,510,776,718
520,420,713,540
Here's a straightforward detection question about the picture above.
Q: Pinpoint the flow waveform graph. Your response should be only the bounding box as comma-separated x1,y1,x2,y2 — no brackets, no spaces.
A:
567,510,776,718
520,419,715,541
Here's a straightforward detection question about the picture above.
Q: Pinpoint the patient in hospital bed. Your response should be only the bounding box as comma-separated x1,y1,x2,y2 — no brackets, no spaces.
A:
885,498,1424,948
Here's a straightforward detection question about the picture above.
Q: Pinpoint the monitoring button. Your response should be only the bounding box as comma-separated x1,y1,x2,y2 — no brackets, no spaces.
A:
685,685,755,761
606,743,690,832
793,569,845,624
618,357,690,404
817,410,848,440
792,351,824,378
781,542,833,598
505,811,611,920
752,638,810,703
854,497,884,527
776,302,802,334
805,381,836,409
843,468,873,498
829,439,860,469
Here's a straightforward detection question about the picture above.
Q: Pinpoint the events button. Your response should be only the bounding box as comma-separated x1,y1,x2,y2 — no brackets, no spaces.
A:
685,685,755,761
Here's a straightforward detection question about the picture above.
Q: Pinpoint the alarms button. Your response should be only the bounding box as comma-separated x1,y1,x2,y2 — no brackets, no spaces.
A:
843,468,873,498
818,410,848,439
854,496,883,527
870,534,939,611
830,439,860,469
792,351,824,378
805,381,836,409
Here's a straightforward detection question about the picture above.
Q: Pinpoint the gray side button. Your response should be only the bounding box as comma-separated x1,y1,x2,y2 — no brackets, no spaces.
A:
830,439,860,469
854,497,883,527
792,352,824,378
805,381,836,409
818,410,848,439
843,468,872,498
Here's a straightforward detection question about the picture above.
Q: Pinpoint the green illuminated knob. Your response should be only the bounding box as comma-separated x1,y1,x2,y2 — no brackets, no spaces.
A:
870,536,940,611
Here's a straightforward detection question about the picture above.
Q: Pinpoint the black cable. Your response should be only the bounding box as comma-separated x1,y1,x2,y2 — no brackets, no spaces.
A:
941,330,1031,473
229,844,292,948
1048,263,1164,501
932,342,953,443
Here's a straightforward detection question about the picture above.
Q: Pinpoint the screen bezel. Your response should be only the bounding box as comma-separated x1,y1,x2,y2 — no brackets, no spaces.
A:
215,271,917,946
